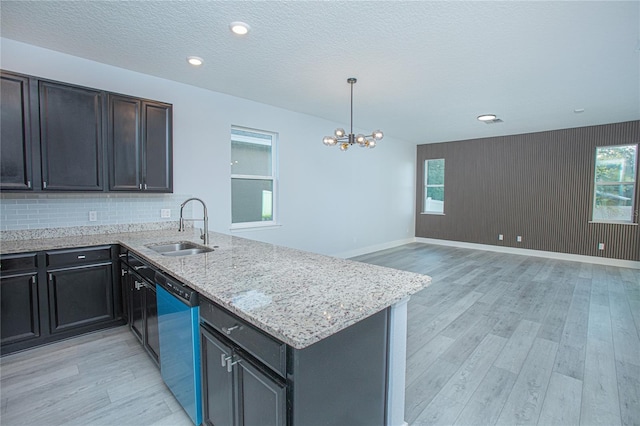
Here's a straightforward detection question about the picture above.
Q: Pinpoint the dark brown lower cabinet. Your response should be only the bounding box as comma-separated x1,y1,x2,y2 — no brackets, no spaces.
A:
200,325,286,426
201,327,234,425
145,284,159,362
238,352,287,426
0,246,124,355
122,251,160,365
200,296,389,426
47,263,114,333
129,274,144,342
0,272,40,346
130,277,159,364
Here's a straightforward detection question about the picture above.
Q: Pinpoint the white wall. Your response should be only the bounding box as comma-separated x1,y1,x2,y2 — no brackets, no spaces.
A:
0,38,416,256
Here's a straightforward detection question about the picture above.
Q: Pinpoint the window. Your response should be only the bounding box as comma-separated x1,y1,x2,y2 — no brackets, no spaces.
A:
592,144,638,223
423,159,445,214
231,127,277,227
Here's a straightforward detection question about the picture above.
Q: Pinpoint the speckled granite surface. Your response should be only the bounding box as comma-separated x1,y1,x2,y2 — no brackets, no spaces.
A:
0,228,431,349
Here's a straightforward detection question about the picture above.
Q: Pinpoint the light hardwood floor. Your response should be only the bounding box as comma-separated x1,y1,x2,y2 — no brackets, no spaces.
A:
0,326,191,426
1,243,638,425
353,243,640,426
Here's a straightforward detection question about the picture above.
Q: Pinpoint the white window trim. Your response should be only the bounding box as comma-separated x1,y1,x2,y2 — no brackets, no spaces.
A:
423,159,445,215
230,126,279,229
591,143,638,224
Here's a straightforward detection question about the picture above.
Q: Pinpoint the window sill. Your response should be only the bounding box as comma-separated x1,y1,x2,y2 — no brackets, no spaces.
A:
230,222,282,232
588,220,638,226
421,212,445,216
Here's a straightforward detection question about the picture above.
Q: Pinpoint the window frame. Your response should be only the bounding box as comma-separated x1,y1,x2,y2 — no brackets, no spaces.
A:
590,143,638,225
230,126,279,229
422,158,445,215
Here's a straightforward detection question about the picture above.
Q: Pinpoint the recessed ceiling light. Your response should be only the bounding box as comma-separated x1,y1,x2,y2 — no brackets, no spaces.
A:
574,108,585,113
477,114,497,121
230,21,250,35
187,56,204,66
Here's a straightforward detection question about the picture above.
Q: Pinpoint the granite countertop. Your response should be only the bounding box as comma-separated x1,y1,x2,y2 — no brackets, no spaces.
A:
0,229,431,349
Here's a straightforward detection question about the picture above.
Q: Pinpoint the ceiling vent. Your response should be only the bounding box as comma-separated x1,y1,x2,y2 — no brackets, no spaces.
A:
483,118,503,124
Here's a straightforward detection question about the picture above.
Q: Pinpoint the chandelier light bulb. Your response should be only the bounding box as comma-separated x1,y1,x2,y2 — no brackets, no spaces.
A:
323,136,337,146
368,140,377,148
372,130,384,140
340,143,349,151
356,134,366,144
335,128,345,138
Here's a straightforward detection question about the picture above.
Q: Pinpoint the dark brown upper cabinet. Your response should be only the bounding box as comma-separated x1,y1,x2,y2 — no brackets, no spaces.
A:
39,80,104,191
108,94,172,192
0,70,172,193
0,72,33,190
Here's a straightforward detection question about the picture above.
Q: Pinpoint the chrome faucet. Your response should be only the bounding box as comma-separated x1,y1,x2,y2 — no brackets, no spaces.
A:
179,197,209,245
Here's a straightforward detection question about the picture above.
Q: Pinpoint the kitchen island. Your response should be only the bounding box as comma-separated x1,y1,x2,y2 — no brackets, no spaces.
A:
1,227,431,425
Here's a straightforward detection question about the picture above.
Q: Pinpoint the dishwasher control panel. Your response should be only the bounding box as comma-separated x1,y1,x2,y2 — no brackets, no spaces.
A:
155,272,199,306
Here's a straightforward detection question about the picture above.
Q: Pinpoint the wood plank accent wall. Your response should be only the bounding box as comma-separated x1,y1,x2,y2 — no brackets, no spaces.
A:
416,120,640,261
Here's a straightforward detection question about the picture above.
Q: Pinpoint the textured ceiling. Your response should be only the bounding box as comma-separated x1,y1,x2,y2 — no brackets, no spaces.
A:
1,1,639,144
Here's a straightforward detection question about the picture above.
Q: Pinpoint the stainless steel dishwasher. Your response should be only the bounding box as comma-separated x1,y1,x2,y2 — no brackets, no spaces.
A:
155,272,202,425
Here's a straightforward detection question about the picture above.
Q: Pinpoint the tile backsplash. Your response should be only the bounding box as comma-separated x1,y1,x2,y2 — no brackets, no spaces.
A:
0,193,191,231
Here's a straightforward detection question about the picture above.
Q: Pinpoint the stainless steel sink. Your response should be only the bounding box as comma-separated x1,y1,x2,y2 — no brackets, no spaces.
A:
147,241,214,256
161,248,212,257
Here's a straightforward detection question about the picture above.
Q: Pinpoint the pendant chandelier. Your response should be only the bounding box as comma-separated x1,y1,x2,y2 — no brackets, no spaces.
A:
322,78,383,151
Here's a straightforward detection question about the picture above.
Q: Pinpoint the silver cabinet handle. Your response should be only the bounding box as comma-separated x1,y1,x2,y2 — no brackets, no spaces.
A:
222,324,242,335
31,276,36,285
226,357,241,373
221,354,232,368
144,183,147,190
77,255,86,259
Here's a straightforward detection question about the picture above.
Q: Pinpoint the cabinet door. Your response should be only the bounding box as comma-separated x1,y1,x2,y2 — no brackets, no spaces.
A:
0,272,39,345
108,95,142,191
1,72,33,190
237,357,286,426
142,101,172,192
39,81,104,191
144,283,160,364
48,263,113,333
201,327,235,426
129,274,145,343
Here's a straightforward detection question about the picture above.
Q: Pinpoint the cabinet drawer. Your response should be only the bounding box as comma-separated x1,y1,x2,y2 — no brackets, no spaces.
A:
200,297,287,378
0,253,38,273
123,252,155,283
46,246,112,267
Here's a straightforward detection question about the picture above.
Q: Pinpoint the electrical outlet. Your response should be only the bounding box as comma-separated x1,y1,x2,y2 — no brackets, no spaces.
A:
89,211,97,222
598,242,605,250
516,236,522,243
161,209,171,218
498,234,504,241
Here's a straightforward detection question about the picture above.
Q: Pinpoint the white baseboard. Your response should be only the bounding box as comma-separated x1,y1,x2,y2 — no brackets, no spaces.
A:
415,237,640,270
332,238,415,259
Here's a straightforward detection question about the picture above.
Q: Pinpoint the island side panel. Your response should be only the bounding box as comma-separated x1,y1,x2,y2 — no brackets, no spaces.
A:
387,297,410,426
289,308,389,425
